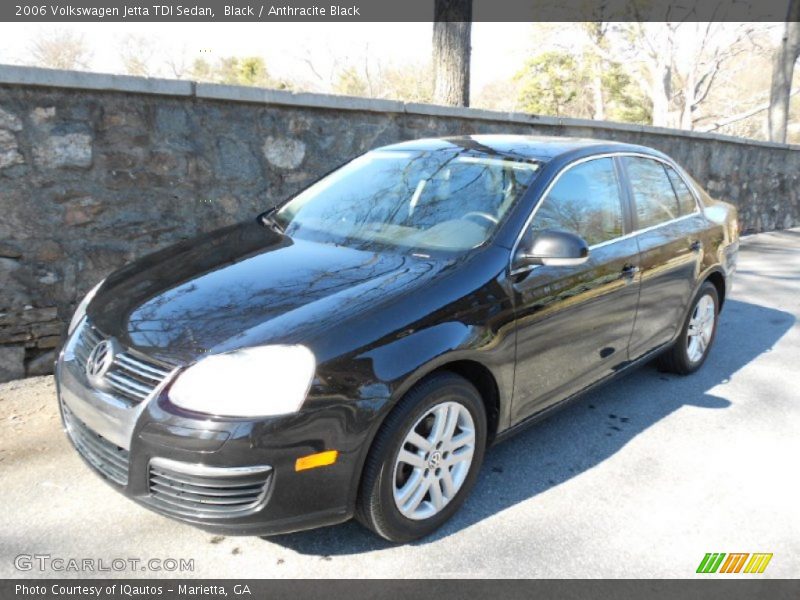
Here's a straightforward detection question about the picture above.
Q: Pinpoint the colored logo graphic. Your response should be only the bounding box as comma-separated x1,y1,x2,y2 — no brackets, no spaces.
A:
696,553,773,574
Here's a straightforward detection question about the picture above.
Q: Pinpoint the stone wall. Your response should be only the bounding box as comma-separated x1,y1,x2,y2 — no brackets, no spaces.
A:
1,65,799,381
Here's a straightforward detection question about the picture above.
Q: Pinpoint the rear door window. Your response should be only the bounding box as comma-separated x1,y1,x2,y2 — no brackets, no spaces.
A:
623,157,681,229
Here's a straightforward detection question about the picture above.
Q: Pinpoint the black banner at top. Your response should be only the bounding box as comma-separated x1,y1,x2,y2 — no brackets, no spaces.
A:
1,0,799,22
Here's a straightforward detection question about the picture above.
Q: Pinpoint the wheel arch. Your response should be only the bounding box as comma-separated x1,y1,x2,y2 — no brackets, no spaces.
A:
704,269,726,311
348,355,505,513
388,357,503,445
428,360,501,445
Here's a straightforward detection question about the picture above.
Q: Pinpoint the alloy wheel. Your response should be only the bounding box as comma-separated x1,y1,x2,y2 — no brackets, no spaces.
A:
392,401,476,521
686,293,716,363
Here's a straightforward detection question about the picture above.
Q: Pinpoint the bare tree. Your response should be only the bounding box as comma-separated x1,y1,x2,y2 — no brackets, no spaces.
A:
291,41,345,93
29,30,92,70
604,22,756,129
333,60,434,103
674,22,756,129
119,34,158,77
768,0,800,143
432,0,472,106
165,46,191,79
702,88,800,132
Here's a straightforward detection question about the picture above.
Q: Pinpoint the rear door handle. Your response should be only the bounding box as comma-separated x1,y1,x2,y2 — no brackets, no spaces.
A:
689,240,702,252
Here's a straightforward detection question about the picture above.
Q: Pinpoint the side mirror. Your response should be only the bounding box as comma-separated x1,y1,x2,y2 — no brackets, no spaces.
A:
516,229,590,267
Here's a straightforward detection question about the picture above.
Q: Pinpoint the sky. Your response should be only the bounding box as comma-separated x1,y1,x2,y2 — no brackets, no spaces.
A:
0,22,535,94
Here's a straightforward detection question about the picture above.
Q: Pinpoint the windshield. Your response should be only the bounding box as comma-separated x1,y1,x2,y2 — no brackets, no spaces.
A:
273,149,541,253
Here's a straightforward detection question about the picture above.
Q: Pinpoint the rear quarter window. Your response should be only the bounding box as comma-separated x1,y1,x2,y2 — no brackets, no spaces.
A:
664,165,699,216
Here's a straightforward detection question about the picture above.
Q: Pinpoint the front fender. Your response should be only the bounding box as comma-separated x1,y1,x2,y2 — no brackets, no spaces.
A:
340,313,516,511
363,321,474,383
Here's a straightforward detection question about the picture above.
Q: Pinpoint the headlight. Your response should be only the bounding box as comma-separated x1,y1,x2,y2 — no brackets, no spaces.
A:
68,279,105,335
168,345,316,417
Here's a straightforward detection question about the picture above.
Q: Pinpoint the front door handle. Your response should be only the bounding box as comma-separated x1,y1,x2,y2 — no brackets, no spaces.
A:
689,240,702,252
621,264,640,278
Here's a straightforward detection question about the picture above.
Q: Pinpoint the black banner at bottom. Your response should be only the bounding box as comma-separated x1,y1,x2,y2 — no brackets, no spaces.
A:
3,579,800,600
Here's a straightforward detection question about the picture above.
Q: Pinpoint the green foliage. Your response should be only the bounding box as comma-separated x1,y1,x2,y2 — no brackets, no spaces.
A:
189,58,214,81
514,52,581,117
513,49,651,124
334,66,370,96
189,55,272,88
602,63,652,124
234,57,265,86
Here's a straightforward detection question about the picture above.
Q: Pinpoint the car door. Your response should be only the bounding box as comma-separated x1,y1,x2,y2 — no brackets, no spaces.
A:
619,156,708,361
509,156,641,424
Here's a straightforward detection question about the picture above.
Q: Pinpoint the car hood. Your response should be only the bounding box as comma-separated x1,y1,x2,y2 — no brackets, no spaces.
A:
87,220,450,365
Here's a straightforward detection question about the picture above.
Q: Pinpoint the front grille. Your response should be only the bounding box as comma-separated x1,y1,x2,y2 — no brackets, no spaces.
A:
147,459,272,518
62,403,130,486
73,321,175,405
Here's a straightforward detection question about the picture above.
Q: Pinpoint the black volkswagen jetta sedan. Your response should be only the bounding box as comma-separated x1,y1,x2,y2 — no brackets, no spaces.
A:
57,135,738,542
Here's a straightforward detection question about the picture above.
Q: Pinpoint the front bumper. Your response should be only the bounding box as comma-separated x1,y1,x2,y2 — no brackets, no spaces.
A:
56,326,381,536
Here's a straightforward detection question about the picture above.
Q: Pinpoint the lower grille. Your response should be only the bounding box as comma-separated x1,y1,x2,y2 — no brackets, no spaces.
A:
63,403,130,486
147,458,272,519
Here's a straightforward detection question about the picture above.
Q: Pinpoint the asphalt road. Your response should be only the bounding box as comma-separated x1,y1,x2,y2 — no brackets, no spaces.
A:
1,229,798,579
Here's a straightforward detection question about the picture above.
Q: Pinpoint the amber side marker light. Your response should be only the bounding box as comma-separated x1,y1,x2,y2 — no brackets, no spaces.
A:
295,450,339,472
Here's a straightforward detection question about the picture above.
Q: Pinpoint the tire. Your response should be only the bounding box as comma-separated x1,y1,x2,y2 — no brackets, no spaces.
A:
656,281,719,375
356,372,487,542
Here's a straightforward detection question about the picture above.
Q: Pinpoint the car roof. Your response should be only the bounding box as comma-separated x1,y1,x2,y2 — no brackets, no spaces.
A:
377,134,663,163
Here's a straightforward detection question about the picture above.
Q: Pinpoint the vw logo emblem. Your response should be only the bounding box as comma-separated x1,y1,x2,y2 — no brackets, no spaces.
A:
85,339,115,384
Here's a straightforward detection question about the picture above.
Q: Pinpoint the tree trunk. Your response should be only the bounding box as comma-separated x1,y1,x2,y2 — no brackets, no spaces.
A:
592,72,605,120
432,0,472,107
768,0,800,143
651,60,672,127
681,67,696,130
